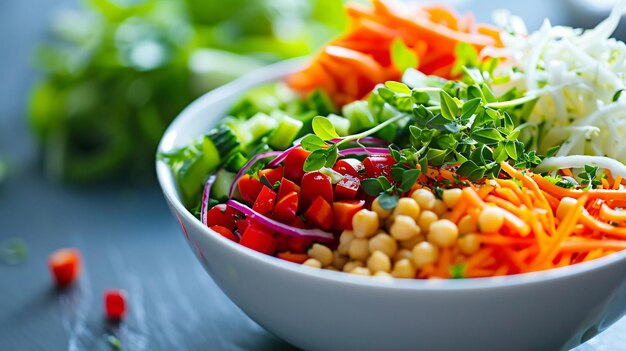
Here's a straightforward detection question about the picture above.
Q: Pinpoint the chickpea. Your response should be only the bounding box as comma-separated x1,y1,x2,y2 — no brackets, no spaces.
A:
393,248,413,262
368,233,398,257
399,234,424,250
432,199,448,217
307,244,333,267
458,234,480,255
393,197,421,219
349,238,370,261
302,258,322,268
373,271,393,278
556,197,578,221
343,261,363,272
412,241,439,268
353,209,380,238
332,251,349,270
390,215,421,241
428,219,459,248
367,250,392,273
392,258,416,278
442,188,463,209
338,230,354,255
458,214,478,235
411,188,436,210
351,267,372,276
417,210,438,233
372,197,392,219
478,206,505,233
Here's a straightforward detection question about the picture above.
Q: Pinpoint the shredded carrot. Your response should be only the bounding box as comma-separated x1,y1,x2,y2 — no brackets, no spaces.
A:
599,204,626,222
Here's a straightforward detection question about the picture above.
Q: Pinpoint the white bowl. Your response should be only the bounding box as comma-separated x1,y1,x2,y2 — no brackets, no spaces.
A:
156,59,626,351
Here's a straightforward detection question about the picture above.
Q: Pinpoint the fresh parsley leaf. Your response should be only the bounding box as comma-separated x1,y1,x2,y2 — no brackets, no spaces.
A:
312,116,339,140
301,134,327,151
303,149,328,172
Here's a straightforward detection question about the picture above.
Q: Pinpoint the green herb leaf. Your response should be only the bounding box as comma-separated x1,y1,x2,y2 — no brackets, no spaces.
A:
470,128,503,145
546,145,561,157
378,192,399,210
439,90,459,120
385,81,412,95
398,169,421,192
312,116,339,140
613,89,625,102
460,98,481,121
361,178,383,196
301,134,327,151
303,149,328,172
390,38,418,73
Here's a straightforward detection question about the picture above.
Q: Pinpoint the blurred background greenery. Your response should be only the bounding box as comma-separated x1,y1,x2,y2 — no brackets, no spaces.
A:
28,0,346,183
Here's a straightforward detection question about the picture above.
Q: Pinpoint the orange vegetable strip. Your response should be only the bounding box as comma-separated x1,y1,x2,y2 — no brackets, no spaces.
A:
436,247,452,278
465,247,494,269
599,204,626,222
579,213,626,239
583,249,605,262
531,173,626,201
493,187,522,206
476,235,534,246
461,187,486,209
557,252,573,267
531,195,587,267
560,240,626,252
448,200,468,224
501,209,532,237
486,195,522,215
614,176,623,189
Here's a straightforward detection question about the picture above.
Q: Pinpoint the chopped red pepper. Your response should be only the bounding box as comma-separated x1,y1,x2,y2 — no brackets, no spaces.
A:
258,166,284,186
333,158,365,179
334,175,360,200
239,224,278,255
277,252,309,264
252,186,277,216
48,248,81,287
235,218,250,234
333,200,365,230
206,204,240,231
237,174,264,204
300,171,333,209
363,155,395,180
286,235,314,253
272,191,299,223
283,147,310,183
304,196,334,231
276,177,301,201
209,225,238,242
104,289,127,320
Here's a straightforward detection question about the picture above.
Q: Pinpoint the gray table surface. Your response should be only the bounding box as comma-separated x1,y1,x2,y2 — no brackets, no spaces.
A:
1,0,624,350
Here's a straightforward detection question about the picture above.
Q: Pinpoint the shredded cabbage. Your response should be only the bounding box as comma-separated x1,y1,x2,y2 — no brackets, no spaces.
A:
486,1,626,166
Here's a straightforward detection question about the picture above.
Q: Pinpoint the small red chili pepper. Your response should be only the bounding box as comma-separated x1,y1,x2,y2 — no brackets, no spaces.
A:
104,289,127,320
48,248,81,287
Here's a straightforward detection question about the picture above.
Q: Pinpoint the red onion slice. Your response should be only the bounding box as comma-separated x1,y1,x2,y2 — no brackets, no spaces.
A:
227,200,335,243
228,151,282,198
201,174,217,225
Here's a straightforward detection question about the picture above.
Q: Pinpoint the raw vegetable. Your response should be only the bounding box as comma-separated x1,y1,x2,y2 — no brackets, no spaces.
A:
486,2,626,164
287,0,502,105
48,248,81,287
104,289,127,320
29,0,346,183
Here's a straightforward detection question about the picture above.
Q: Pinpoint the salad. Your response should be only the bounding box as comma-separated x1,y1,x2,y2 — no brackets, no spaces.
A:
163,0,626,279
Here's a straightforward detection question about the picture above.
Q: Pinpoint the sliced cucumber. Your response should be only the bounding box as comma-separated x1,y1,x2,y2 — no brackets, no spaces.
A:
327,114,350,136
212,168,236,202
268,115,303,150
343,100,375,133
245,112,278,143
224,152,248,172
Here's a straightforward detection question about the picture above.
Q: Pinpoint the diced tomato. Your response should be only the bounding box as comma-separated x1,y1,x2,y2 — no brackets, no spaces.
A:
300,171,333,209
277,177,301,201
290,216,306,229
238,174,264,204
304,196,334,231
252,186,277,215
104,289,127,320
334,175,360,200
283,147,311,183
240,224,278,255
235,218,250,234
333,200,365,230
277,252,309,264
206,204,241,231
276,235,290,252
333,158,365,179
363,155,395,179
209,225,238,242
273,191,299,223
48,248,81,287
258,166,284,186
286,235,314,253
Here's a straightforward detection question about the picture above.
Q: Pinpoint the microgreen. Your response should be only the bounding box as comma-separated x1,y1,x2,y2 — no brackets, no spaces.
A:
578,164,602,190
